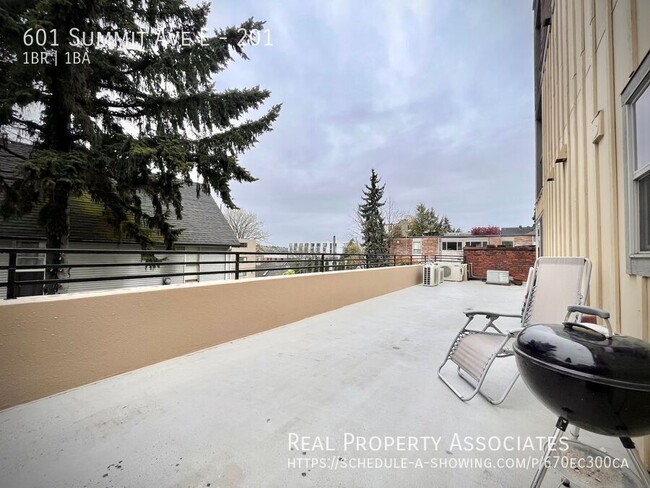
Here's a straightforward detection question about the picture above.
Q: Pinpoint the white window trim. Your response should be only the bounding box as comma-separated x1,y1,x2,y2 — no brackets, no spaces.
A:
412,238,422,256
622,52,650,276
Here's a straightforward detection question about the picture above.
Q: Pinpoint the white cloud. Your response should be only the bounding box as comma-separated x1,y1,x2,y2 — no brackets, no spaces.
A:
209,0,534,244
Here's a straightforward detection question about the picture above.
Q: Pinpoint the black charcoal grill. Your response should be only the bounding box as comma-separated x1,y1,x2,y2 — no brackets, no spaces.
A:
513,305,650,487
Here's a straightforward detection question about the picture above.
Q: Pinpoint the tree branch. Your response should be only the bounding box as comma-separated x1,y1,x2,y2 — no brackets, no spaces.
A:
10,116,44,132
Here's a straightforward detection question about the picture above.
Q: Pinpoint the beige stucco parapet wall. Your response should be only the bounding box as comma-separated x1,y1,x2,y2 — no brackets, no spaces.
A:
0,265,422,410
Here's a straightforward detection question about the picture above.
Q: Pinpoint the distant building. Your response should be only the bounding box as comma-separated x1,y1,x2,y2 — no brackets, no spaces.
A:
499,226,536,248
255,260,293,278
288,241,336,255
235,239,257,279
389,226,536,259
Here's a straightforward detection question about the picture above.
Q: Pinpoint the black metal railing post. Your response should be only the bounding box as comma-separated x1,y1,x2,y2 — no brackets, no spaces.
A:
235,253,240,280
320,254,325,272
410,254,413,265
6,250,17,299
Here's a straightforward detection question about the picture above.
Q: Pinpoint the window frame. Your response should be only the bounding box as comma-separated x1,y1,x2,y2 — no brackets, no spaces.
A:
622,52,650,276
412,238,422,256
15,240,45,269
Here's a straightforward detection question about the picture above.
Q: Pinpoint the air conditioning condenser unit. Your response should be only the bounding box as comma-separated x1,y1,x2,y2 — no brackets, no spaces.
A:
486,270,510,285
440,262,465,282
423,264,443,286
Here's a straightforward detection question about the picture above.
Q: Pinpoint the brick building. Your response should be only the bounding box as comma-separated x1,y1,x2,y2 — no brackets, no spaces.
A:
388,226,536,260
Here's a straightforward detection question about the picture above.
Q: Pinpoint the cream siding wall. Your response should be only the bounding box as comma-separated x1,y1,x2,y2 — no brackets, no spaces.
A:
535,0,650,462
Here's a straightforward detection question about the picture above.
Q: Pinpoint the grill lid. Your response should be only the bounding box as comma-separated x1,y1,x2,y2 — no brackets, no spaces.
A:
514,323,650,391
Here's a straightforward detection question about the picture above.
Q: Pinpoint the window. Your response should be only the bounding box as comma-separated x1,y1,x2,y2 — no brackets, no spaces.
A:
623,53,650,275
16,242,44,267
442,241,461,251
465,241,487,248
14,241,45,297
502,239,514,248
412,238,422,256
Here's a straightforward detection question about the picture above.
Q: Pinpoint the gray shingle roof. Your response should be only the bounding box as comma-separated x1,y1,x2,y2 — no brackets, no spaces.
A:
501,226,535,236
0,141,240,247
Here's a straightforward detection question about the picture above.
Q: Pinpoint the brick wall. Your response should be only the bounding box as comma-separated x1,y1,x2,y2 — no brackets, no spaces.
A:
389,238,412,256
488,236,501,246
463,246,536,282
513,235,535,246
388,237,440,257
422,237,440,255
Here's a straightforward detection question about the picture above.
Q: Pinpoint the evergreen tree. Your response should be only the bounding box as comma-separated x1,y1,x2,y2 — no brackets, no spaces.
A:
358,169,388,267
408,203,455,236
0,1,280,292
341,238,363,269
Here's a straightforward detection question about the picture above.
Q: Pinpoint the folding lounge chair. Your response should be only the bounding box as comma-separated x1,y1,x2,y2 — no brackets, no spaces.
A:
437,256,592,405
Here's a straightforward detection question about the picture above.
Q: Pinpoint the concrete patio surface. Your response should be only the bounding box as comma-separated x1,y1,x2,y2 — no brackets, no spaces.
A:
0,281,629,487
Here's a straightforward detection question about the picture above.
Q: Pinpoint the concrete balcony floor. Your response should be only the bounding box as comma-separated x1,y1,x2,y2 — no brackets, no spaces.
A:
0,281,628,487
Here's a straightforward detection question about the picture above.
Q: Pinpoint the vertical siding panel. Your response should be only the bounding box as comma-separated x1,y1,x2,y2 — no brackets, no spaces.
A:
549,16,555,254
616,0,646,339
569,0,579,256
585,0,602,306
549,2,562,255
603,0,622,327
636,0,650,60
556,1,562,255
594,1,609,315
612,0,634,318
542,55,549,254
578,0,591,259
563,0,572,255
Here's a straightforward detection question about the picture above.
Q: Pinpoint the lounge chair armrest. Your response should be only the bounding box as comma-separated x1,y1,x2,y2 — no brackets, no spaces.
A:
464,309,522,320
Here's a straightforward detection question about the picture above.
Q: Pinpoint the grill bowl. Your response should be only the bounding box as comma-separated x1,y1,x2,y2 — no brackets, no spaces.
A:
513,323,650,437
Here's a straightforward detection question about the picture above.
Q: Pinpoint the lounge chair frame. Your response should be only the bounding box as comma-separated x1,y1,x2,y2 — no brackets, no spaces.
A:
437,257,592,405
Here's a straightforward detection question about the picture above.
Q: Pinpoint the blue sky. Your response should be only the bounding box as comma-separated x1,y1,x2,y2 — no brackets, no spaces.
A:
209,0,535,246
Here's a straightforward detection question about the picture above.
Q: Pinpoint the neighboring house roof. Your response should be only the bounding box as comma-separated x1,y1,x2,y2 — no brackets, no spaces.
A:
0,141,240,247
255,260,293,277
441,233,474,238
392,227,536,239
501,226,535,236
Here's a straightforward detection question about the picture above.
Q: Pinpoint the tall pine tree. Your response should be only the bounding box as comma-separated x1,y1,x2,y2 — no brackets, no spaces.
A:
358,169,388,267
0,1,280,291
408,203,455,236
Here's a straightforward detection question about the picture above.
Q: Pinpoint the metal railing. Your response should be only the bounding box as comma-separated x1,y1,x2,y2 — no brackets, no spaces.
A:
0,248,463,299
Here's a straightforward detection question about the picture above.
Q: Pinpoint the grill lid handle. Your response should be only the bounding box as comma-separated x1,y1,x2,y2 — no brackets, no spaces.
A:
563,305,614,339
566,305,610,320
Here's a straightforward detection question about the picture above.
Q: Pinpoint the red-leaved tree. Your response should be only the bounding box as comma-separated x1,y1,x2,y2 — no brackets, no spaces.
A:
471,226,501,235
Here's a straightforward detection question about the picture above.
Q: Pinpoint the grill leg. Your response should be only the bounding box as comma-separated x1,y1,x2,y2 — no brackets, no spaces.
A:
621,437,650,487
567,425,580,441
530,417,568,488
555,426,581,487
